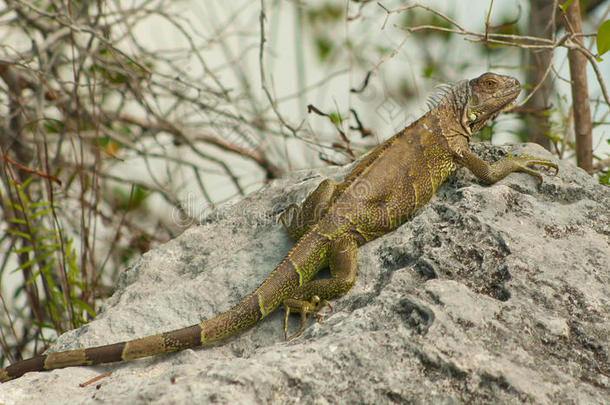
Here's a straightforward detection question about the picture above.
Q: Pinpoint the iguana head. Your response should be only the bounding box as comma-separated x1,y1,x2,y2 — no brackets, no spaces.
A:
462,72,521,136
436,72,521,137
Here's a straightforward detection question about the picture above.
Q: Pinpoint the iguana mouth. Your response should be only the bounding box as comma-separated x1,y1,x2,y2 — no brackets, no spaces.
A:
501,86,521,100
489,86,520,120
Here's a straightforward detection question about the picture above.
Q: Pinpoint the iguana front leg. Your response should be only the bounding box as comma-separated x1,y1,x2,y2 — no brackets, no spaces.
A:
283,237,357,340
280,179,337,241
460,149,558,185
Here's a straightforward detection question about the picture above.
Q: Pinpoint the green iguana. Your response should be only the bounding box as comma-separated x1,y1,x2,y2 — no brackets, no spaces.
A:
0,72,557,383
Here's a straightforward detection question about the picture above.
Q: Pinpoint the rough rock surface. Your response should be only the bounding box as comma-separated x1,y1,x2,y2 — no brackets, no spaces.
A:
0,143,609,405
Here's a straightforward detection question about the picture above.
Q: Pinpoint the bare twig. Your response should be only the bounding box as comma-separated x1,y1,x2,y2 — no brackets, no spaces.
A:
259,0,302,137
79,371,112,387
0,154,61,185
116,114,282,180
307,104,355,159
376,2,609,112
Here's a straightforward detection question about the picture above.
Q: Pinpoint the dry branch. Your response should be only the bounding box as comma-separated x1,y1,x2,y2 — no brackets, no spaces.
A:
565,0,593,173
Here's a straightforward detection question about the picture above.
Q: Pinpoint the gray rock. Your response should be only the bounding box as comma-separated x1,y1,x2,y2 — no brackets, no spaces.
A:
0,143,608,404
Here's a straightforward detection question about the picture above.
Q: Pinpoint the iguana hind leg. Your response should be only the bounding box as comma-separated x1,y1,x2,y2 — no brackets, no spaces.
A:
280,179,337,241
460,150,558,185
283,236,357,340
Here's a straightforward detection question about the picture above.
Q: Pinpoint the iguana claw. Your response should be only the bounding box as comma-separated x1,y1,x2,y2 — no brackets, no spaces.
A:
509,154,558,185
279,203,299,228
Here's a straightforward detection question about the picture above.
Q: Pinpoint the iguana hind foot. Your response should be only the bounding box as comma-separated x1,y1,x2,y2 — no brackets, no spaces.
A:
282,237,357,340
283,296,331,340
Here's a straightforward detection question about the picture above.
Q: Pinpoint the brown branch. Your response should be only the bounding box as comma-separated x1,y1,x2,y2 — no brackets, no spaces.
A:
570,45,610,107
307,104,355,159
349,108,373,138
116,114,283,180
258,0,301,137
1,154,61,185
565,1,593,173
79,371,112,387
196,134,282,180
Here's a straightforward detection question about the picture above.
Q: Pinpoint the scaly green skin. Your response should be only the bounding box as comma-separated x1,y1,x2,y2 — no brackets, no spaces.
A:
0,72,558,383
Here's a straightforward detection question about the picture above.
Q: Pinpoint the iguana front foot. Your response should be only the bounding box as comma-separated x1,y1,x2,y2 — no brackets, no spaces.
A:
283,296,330,340
279,179,337,241
460,149,558,185
506,154,558,184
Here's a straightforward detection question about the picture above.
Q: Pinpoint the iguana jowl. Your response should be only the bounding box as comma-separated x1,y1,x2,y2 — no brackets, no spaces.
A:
0,72,557,382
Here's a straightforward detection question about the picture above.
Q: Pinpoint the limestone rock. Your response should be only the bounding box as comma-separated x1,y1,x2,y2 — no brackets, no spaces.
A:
1,143,608,404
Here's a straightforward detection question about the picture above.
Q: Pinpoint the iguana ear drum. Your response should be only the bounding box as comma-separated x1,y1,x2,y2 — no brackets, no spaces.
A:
470,94,480,106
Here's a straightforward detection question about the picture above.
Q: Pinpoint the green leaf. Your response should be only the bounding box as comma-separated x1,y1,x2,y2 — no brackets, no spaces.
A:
6,228,32,240
559,0,574,12
11,246,33,254
33,226,56,234
314,36,333,62
329,112,342,125
306,3,343,23
34,234,60,243
24,254,57,283
423,64,436,78
31,208,53,219
11,257,36,273
43,120,65,134
72,299,95,318
7,202,24,212
112,184,150,211
20,177,33,189
131,185,150,207
29,201,51,209
37,243,61,252
596,20,610,58
600,170,610,185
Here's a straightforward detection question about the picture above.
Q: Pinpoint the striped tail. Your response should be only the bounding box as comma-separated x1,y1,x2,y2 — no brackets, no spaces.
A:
0,231,328,382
